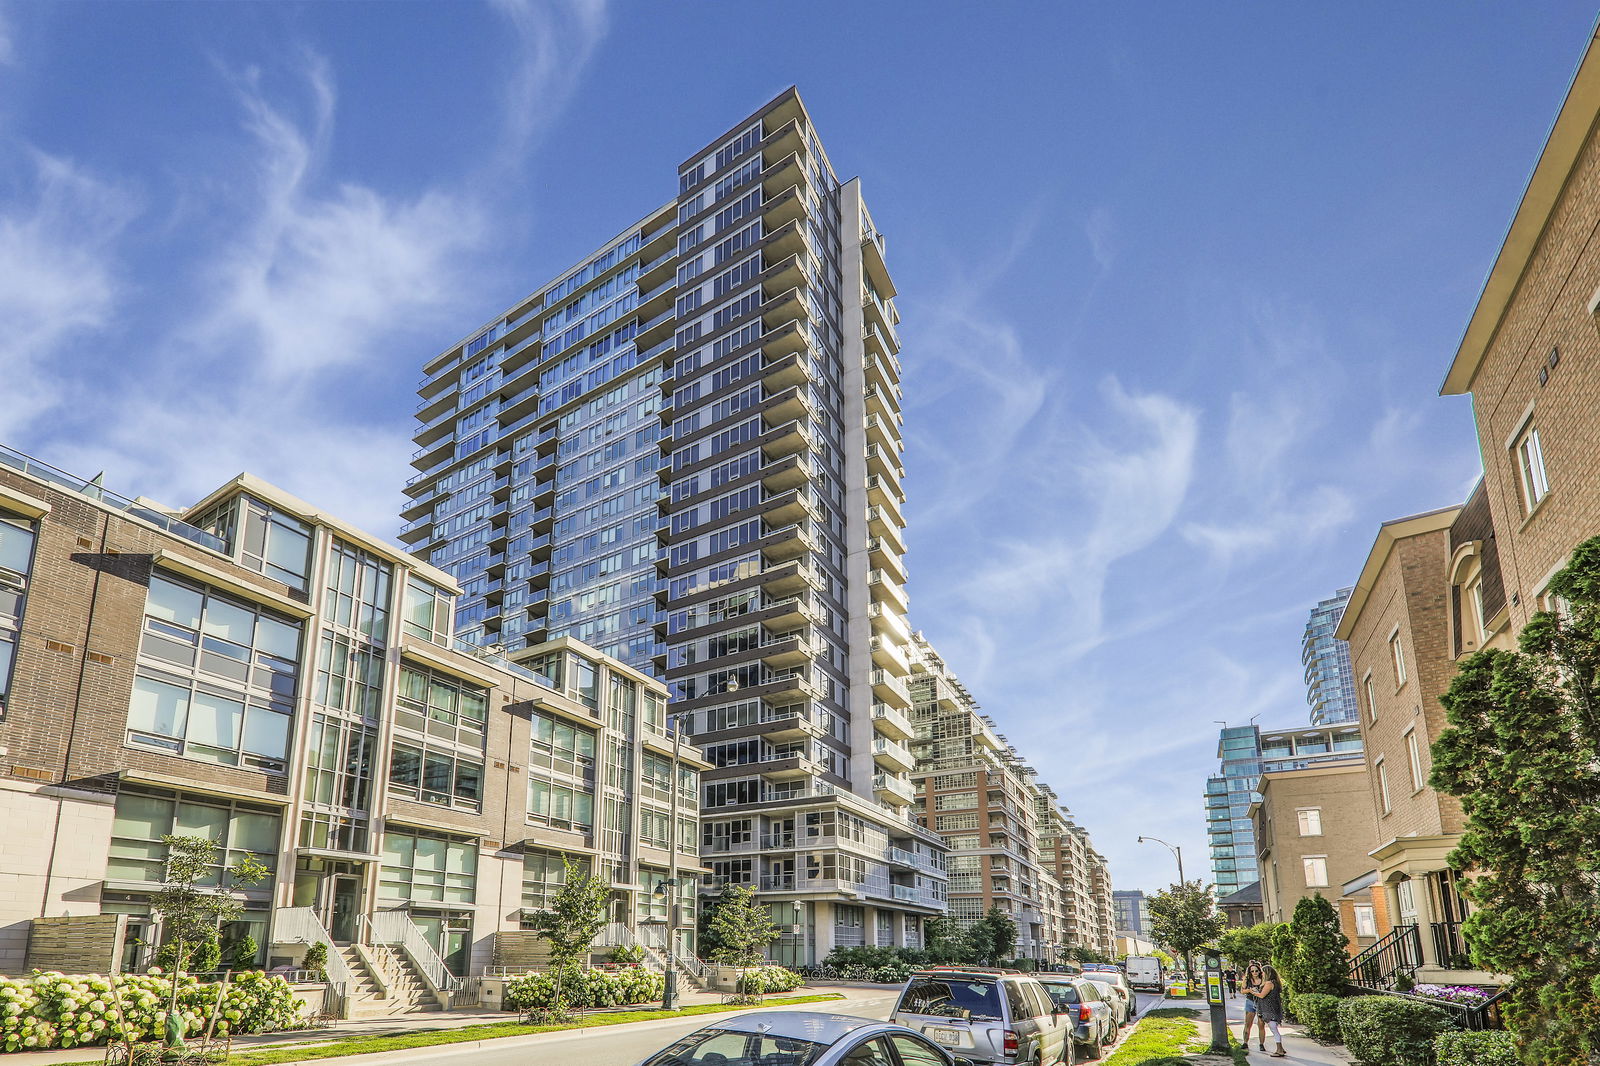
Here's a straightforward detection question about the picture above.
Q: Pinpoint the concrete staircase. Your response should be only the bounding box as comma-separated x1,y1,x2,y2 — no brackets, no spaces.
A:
336,944,449,1018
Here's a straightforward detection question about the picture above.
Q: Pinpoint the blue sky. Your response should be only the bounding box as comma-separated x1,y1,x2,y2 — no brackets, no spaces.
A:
1,1,1592,898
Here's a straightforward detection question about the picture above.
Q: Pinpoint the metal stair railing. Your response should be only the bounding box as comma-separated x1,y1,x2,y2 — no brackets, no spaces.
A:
273,908,351,1017
1348,922,1422,990
368,910,462,997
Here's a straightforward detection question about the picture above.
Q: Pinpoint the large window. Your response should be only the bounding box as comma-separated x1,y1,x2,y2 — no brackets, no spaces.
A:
396,665,487,746
324,540,392,642
193,496,313,590
1390,631,1407,687
521,850,585,912
390,740,484,810
380,829,477,903
527,778,595,830
1302,856,1329,887
529,709,597,775
0,512,36,719
303,714,377,813
1405,728,1425,792
130,574,301,770
1296,808,1323,837
1514,422,1550,513
107,788,280,887
401,578,452,644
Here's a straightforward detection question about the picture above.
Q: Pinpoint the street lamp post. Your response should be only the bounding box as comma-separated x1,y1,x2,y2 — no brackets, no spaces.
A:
1137,835,1185,885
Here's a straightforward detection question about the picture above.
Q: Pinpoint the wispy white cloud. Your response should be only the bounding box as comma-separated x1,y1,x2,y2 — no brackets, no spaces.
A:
0,150,137,443
12,5,612,535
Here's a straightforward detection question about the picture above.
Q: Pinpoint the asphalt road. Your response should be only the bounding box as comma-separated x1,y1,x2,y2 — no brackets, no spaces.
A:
388,988,902,1066
377,988,1177,1066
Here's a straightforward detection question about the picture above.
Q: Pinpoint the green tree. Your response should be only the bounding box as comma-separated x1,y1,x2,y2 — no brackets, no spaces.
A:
1288,896,1348,997
967,907,1018,965
149,835,268,1041
528,858,611,968
1219,921,1280,967
924,917,971,964
1148,880,1225,975
702,884,780,966
1270,923,1297,997
1431,537,1600,1066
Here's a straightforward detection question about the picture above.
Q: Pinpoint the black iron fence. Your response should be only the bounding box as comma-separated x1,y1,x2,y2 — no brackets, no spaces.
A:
1430,921,1471,969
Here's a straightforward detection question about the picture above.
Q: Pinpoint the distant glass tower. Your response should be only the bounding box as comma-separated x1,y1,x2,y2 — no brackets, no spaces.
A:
1302,587,1358,725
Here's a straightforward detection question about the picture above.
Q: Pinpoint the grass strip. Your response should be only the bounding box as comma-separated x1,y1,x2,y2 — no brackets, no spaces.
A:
1103,1007,1210,1066
47,994,846,1066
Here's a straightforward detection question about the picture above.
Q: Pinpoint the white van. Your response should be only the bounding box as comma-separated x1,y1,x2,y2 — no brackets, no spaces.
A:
1124,955,1164,992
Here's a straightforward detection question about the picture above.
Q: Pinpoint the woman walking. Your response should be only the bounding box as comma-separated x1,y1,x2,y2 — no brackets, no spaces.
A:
1256,964,1288,1058
1239,961,1264,1048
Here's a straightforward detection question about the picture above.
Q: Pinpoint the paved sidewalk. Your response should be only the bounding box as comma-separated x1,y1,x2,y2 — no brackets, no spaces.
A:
1225,993,1351,1066
0,983,872,1066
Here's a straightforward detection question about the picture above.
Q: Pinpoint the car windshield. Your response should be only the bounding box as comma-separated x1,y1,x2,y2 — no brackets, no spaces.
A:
638,1028,828,1066
898,978,1005,1021
1082,974,1122,988
1036,981,1080,1008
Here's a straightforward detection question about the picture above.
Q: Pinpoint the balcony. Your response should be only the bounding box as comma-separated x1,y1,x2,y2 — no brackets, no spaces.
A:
865,443,903,483
762,593,822,631
872,669,911,709
762,487,821,527
870,635,911,676
762,253,807,297
763,187,806,230
866,475,905,519
762,150,805,198
873,772,916,807
635,306,676,350
636,245,678,292
871,703,914,741
761,452,815,494
759,703,822,742
761,419,816,461
862,289,901,349
864,381,901,419
762,557,824,594
759,752,820,781
868,569,909,614
868,537,907,582
761,286,806,332
861,232,896,300
872,737,914,773
762,348,813,392
867,601,911,642
761,384,814,428
864,413,898,452
759,874,798,891
760,630,816,670
761,218,813,266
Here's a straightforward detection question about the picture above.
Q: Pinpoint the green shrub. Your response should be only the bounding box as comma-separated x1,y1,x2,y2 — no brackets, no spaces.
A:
1291,993,1343,1043
502,966,664,1012
1336,996,1454,1066
0,970,302,1052
1434,1031,1518,1066
734,966,804,994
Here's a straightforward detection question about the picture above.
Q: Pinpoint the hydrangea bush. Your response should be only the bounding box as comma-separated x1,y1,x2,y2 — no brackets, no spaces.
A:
734,966,804,994
502,965,665,1011
1411,984,1490,1006
0,971,302,1053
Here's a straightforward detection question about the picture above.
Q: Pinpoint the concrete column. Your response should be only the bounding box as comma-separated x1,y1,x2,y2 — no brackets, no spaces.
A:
812,901,835,964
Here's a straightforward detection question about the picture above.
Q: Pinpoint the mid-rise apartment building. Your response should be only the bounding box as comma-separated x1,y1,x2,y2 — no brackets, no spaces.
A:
402,88,947,963
902,635,1115,960
1303,587,1358,725
0,444,705,1000
1204,722,1364,894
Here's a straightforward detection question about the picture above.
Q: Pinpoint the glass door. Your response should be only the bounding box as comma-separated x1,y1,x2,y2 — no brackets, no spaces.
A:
330,875,360,943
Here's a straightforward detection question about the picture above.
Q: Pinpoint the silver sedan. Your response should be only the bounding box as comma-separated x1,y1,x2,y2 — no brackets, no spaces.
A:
634,1010,971,1066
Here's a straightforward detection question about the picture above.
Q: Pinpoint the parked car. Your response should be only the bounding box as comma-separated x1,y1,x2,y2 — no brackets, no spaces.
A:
1077,970,1134,1025
891,968,1073,1065
633,1011,965,1066
1034,974,1116,1061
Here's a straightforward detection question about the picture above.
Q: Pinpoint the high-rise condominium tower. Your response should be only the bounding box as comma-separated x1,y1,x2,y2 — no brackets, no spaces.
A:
402,89,947,964
1302,587,1357,725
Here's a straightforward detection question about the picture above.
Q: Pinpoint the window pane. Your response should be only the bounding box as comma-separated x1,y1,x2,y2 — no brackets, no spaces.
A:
265,524,311,579
454,759,482,803
146,577,202,629
113,794,173,840
0,520,34,574
242,706,290,759
414,835,446,872
130,676,189,737
256,615,300,660
189,692,244,748
391,743,422,788
231,811,280,854
424,753,454,798
175,802,229,842
203,598,257,646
